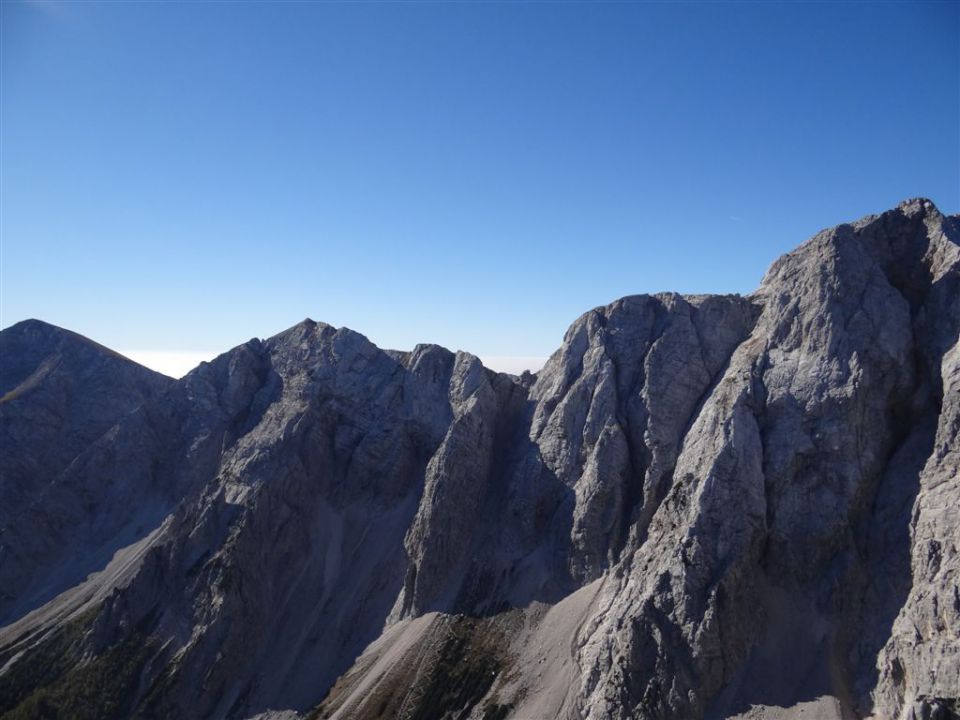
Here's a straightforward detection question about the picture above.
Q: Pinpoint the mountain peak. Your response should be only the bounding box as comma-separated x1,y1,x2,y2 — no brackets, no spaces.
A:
897,196,940,214
1,199,957,720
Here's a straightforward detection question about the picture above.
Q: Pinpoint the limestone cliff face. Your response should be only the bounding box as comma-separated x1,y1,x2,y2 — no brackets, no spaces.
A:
0,199,956,720
571,199,958,720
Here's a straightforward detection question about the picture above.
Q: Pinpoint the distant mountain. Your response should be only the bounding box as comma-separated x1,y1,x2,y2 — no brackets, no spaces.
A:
0,198,957,720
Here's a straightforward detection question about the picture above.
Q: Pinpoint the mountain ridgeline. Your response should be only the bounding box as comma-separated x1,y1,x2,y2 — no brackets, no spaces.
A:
0,198,957,720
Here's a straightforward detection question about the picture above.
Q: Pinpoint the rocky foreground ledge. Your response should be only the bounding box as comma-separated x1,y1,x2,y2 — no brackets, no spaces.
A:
0,198,957,720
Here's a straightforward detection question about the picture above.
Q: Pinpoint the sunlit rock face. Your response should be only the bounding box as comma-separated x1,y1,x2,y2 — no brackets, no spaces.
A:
0,199,956,720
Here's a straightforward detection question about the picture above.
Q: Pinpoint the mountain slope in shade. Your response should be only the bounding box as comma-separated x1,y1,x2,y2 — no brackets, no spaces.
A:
0,320,173,620
0,319,173,511
0,198,956,720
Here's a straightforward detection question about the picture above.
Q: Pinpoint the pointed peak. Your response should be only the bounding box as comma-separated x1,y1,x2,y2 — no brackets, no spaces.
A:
0,319,172,397
1,318,134,364
3,318,71,338
265,317,331,344
896,197,940,215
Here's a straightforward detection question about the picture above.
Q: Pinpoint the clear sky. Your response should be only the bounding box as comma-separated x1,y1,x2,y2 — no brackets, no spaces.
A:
2,1,958,376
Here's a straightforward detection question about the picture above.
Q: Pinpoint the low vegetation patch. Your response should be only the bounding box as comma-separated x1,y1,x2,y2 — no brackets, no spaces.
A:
0,612,159,720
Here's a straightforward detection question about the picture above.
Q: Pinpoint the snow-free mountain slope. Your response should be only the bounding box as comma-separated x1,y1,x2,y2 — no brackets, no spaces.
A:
0,199,956,720
0,319,172,622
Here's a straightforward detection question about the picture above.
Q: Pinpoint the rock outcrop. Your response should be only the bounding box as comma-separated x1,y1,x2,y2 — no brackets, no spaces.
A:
0,199,956,720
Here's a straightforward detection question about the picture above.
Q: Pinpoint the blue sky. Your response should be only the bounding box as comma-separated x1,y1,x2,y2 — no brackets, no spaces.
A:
2,1,958,375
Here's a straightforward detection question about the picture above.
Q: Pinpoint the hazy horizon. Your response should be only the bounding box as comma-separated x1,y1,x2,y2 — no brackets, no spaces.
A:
3,1,958,372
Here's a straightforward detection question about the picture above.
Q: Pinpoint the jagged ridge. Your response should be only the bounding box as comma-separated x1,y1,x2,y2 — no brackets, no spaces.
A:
0,198,957,720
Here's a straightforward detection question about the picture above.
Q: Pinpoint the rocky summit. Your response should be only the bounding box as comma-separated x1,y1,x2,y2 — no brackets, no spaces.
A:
0,198,957,720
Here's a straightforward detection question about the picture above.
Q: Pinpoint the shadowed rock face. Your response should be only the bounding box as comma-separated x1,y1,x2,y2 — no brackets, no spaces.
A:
0,321,173,620
0,319,173,522
0,199,956,720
